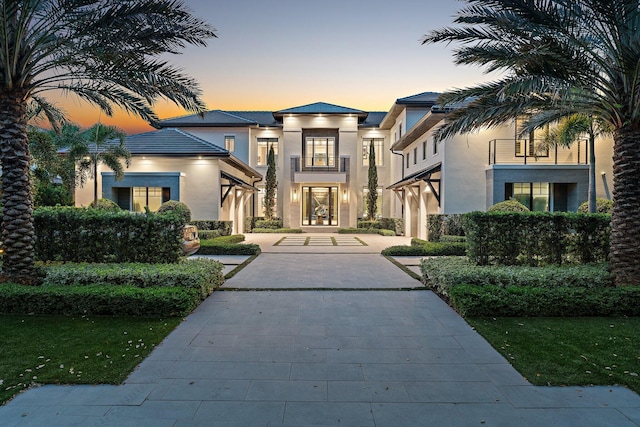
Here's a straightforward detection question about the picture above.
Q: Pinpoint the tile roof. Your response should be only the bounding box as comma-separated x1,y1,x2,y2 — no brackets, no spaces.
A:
396,92,441,105
120,128,230,156
274,102,368,115
158,110,258,127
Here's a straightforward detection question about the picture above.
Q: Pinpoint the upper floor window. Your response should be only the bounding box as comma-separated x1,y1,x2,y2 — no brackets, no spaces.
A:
413,147,417,164
224,135,235,152
362,138,384,166
422,140,427,160
433,138,439,155
399,123,403,138
406,152,410,169
305,136,336,168
257,138,278,166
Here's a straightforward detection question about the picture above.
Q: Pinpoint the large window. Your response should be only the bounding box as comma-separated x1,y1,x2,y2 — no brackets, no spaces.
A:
363,187,383,220
132,187,169,212
305,137,336,168
509,182,550,211
362,138,384,166
257,138,278,166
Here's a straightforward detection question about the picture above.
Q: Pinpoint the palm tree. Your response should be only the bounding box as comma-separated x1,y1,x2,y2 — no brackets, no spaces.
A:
536,114,612,213
0,1,216,280
70,124,131,207
422,0,640,285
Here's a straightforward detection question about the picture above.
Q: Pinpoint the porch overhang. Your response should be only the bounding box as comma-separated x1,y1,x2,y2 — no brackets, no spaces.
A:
387,162,442,206
221,171,257,206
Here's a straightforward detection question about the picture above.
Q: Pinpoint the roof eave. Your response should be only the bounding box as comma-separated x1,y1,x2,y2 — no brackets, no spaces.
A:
390,111,448,151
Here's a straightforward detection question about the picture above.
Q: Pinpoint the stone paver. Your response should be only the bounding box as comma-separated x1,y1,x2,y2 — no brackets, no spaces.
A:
1,233,639,426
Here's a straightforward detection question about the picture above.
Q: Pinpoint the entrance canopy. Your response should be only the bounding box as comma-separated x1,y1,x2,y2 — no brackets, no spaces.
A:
387,162,442,206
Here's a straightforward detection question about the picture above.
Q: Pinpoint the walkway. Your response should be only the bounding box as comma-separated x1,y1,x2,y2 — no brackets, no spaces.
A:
1,233,639,426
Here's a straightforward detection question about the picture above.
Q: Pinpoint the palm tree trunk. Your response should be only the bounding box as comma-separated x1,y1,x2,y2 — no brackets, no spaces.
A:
610,126,640,285
588,134,596,213
0,90,36,281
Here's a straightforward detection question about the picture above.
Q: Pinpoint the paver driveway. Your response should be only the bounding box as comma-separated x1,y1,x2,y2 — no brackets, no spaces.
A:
1,233,639,426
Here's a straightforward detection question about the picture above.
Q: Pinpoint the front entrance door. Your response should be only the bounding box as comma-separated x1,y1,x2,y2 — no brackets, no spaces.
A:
302,187,338,226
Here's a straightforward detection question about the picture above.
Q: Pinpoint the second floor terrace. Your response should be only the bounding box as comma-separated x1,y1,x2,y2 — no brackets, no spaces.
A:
291,155,350,184
489,138,588,166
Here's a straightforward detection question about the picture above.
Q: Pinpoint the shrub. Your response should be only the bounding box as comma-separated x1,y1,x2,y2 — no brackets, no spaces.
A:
0,283,198,317
450,285,640,317
462,211,610,266
382,242,467,257
440,235,466,242
255,219,283,229
252,228,304,233
157,200,191,223
338,228,380,234
358,220,381,229
378,229,396,236
198,230,221,239
191,220,233,236
426,214,465,241
487,199,530,212
421,257,613,297
44,259,224,300
379,218,404,236
411,238,428,246
198,236,260,255
34,207,183,263
577,198,614,214
91,198,121,212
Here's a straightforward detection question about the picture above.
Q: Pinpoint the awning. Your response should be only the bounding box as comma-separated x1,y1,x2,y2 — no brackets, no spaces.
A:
387,162,441,205
221,171,258,206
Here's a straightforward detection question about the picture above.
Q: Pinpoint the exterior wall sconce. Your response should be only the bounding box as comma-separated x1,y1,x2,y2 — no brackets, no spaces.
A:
342,189,349,203
292,188,298,202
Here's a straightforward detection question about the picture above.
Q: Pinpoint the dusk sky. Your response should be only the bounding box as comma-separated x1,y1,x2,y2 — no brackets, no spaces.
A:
52,0,492,134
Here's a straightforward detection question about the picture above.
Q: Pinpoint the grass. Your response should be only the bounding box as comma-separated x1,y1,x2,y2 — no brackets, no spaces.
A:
0,314,181,405
467,317,640,393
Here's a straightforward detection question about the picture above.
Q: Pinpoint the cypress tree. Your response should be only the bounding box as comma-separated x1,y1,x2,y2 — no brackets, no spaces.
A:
264,144,277,220
367,140,378,220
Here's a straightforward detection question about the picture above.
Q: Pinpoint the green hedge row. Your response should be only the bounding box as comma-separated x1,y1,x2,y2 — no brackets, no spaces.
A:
252,228,303,233
357,218,404,235
44,259,224,300
463,211,610,266
34,207,184,263
198,240,261,255
427,214,465,242
0,284,198,317
198,230,222,239
421,257,613,297
450,285,640,317
191,220,233,236
254,219,283,229
382,242,467,257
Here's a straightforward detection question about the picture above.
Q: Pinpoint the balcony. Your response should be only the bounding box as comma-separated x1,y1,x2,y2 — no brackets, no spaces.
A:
488,139,588,165
291,156,350,184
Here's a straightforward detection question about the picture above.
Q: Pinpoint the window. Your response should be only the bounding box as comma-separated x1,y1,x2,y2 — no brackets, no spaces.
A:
422,141,427,160
508,182,550,211
363,187,383,220
132,187,169,212
399,123,403,138
224,135,235,152
256,185,277,217
406,152,410,168
433,138,439,155
515,119,549,157
305,137,336,168
362,138,384,166
413,147,417,164
257,138,278,166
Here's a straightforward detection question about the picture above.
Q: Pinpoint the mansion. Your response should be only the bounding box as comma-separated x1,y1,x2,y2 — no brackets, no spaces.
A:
74,92,615,239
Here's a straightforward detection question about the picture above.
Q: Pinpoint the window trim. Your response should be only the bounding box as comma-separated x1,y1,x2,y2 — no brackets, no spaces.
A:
224,135,235,152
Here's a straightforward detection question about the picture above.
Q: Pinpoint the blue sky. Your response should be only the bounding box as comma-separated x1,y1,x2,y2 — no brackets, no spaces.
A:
56,0,491,134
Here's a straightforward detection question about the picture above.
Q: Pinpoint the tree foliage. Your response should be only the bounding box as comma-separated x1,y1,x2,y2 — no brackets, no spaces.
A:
422,0,640,285
367,140,378,220
264,144,277,220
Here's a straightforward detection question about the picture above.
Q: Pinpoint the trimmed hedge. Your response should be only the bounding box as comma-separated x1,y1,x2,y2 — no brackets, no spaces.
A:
463,211,610,266
198,240,261,255
421,257,613,297
252,228,304,233
255,219,283,229
34,207,184,263
191,220,233,236
198,230,222,240
450,285,640,317
0,283,198,317
383,242,467,257
357,218,404,235
426,214,465,242
44,259,224,300
338,228,380,234
212,235,245,244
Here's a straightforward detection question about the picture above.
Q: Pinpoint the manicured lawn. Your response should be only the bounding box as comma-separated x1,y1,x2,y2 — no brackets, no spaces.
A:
468,317,640,393
0,315,181,405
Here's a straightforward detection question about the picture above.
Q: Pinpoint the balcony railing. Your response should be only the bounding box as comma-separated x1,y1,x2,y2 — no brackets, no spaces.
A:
292,156,349,172
488,139,588,165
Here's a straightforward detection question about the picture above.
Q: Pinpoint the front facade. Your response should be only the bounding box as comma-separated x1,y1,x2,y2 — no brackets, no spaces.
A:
77,93,615,238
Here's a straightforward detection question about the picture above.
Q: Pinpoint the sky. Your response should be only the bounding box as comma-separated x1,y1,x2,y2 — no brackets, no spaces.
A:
51,0,493,135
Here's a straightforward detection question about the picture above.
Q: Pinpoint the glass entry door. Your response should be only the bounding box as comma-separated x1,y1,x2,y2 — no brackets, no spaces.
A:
302,187,338,226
